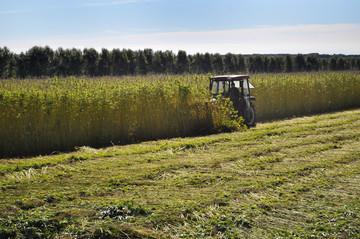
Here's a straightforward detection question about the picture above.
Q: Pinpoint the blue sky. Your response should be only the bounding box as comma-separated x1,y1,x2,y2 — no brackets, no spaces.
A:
1,0,360,54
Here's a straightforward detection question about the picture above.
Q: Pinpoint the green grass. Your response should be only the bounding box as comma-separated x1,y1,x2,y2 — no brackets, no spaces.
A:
1,108,359,238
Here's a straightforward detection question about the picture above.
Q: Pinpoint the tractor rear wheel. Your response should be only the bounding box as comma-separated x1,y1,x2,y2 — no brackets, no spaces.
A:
243,102,256,127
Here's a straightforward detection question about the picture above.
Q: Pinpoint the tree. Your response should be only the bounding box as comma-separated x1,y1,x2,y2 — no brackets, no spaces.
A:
202,53,213,73
294,54,306,72
69,48,83,76
357,58,360,70
16,53,29,78
83,48,99,76
224,53,236,73
152,51,165,74
7,54,17,78
5,46,360,77
329,56,338,71
262,56,269,73
126,49,137,75
27,46,54,77
350,58,357,70
336,57,346,71
111,49,129,76
164,51,175,74
306,54,320,71
0,47,12,78
54,48,70,76
143,48,153,73
189,53,202,74
137,50,148,75
98,48,111,76
176,50,189,73
268,56,284,73
213,53,224,74
248,55,264,73
268,57,277,73
248,56,256,73
320,59,328,71
284,54,294,73
236,54,246,73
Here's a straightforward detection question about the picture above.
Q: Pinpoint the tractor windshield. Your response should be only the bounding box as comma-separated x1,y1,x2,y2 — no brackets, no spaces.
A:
211,80,230,95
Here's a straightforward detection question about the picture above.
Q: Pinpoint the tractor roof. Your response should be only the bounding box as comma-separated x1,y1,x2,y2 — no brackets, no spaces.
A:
210,75,250,81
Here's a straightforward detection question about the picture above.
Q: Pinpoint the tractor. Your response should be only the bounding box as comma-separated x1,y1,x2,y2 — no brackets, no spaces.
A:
210,75,256,127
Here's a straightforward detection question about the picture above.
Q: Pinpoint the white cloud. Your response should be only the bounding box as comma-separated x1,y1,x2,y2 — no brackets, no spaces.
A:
2,24,360,54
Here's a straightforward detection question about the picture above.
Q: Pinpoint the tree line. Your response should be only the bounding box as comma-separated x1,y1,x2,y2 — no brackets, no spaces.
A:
1,46,360,78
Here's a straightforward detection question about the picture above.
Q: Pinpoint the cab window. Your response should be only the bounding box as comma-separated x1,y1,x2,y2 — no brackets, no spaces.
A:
243,79,250,96
212,81,230,95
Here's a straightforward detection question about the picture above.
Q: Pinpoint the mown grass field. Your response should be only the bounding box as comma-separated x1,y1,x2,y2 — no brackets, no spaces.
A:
1,108,359,238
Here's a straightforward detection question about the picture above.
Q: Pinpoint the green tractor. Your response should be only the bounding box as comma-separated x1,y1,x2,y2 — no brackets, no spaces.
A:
210,75,256,127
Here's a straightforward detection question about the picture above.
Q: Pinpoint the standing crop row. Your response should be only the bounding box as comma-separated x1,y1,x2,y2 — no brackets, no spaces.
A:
1,72,359,157
0,75,223,157
250,72,360,121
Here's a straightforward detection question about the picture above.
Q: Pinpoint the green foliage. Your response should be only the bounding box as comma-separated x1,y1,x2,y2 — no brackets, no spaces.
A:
1,72,360,157
2,46,360,78
251,72,360,121
211,96,246,132
0,75,235,157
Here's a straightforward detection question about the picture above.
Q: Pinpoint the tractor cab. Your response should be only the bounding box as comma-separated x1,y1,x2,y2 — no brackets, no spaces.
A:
210,75,256,127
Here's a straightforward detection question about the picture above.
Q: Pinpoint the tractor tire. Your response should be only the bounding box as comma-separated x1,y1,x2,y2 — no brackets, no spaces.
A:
243,102,256,127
